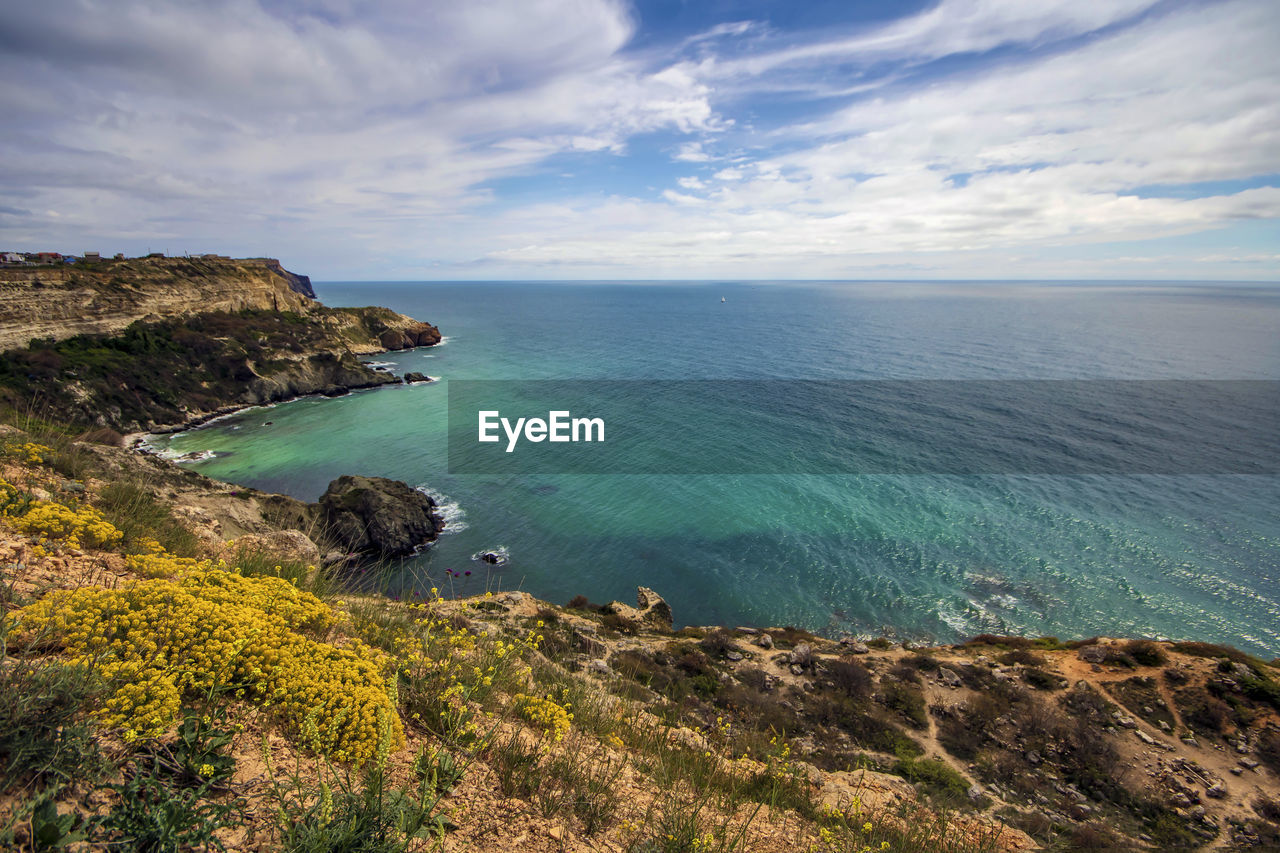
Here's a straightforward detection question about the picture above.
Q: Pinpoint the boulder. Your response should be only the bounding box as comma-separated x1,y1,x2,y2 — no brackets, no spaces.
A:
403,372,432,383
316,475,443,558
1078,645,1108,664
587,659,611,677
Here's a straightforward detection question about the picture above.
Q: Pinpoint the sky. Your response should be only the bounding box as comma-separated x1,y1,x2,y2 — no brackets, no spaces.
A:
1,0,1278,280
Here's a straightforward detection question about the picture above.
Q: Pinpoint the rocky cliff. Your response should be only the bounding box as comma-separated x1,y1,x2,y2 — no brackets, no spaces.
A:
0,257,322,351
0,257,440,431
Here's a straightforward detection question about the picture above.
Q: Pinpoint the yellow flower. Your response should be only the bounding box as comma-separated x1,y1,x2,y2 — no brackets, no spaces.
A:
513,694,572,743
9,568,401,764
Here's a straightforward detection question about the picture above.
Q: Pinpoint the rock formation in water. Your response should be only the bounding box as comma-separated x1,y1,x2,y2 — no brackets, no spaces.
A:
317,475,445,558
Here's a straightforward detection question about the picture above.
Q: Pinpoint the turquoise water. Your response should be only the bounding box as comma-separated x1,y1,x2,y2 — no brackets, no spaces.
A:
153,281,1280,656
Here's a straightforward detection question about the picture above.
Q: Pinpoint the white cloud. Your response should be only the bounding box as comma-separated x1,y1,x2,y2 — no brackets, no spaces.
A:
701,0,1163,92
473,1,1280,277
673,141,716,162
1,0,1276,279
0,0,718,264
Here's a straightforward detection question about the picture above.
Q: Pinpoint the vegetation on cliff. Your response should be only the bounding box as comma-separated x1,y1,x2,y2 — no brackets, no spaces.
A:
0,305,439,432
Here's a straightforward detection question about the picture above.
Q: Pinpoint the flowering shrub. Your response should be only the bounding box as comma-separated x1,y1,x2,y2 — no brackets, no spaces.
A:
10,499,122,549
126,540,214,578
0,477,25,515
10,570,403,765
377,596,541,743
3,441,53,465
514,694,573,743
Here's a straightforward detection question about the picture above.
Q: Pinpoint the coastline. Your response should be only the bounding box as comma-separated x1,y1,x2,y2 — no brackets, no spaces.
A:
124,344,440,451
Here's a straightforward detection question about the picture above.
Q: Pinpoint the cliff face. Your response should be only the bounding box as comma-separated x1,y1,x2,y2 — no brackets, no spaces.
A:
0,257,316,351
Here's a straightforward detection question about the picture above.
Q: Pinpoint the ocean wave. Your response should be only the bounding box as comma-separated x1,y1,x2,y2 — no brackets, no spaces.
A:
471,545,509,565
145,444,218,464
936,600,976,635
362,360,396,369
416,486,467,533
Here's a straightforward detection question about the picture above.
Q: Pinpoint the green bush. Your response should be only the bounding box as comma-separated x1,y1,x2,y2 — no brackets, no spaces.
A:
891,757,971,806
0,656,105,795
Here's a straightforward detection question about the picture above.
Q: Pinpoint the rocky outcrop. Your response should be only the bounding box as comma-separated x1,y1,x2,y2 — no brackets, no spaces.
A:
316,475,444,559
316,307,441,355
602,586,674,630
379,322,441,351
235,352,401,408
266,261,315,299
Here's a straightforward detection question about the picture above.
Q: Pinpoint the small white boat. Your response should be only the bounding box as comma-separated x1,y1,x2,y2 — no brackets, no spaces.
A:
721,296,726,303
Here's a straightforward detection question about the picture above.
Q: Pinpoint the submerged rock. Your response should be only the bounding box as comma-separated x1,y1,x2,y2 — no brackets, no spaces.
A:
317,475,443,558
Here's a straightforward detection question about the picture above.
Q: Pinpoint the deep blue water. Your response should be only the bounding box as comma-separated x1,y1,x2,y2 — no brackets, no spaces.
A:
152,281,1280,656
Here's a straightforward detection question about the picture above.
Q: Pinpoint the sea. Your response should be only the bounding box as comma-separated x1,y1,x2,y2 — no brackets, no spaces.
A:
147,281,1280,657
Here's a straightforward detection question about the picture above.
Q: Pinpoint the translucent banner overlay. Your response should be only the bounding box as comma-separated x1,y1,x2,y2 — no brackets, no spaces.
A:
446,380,1280,474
